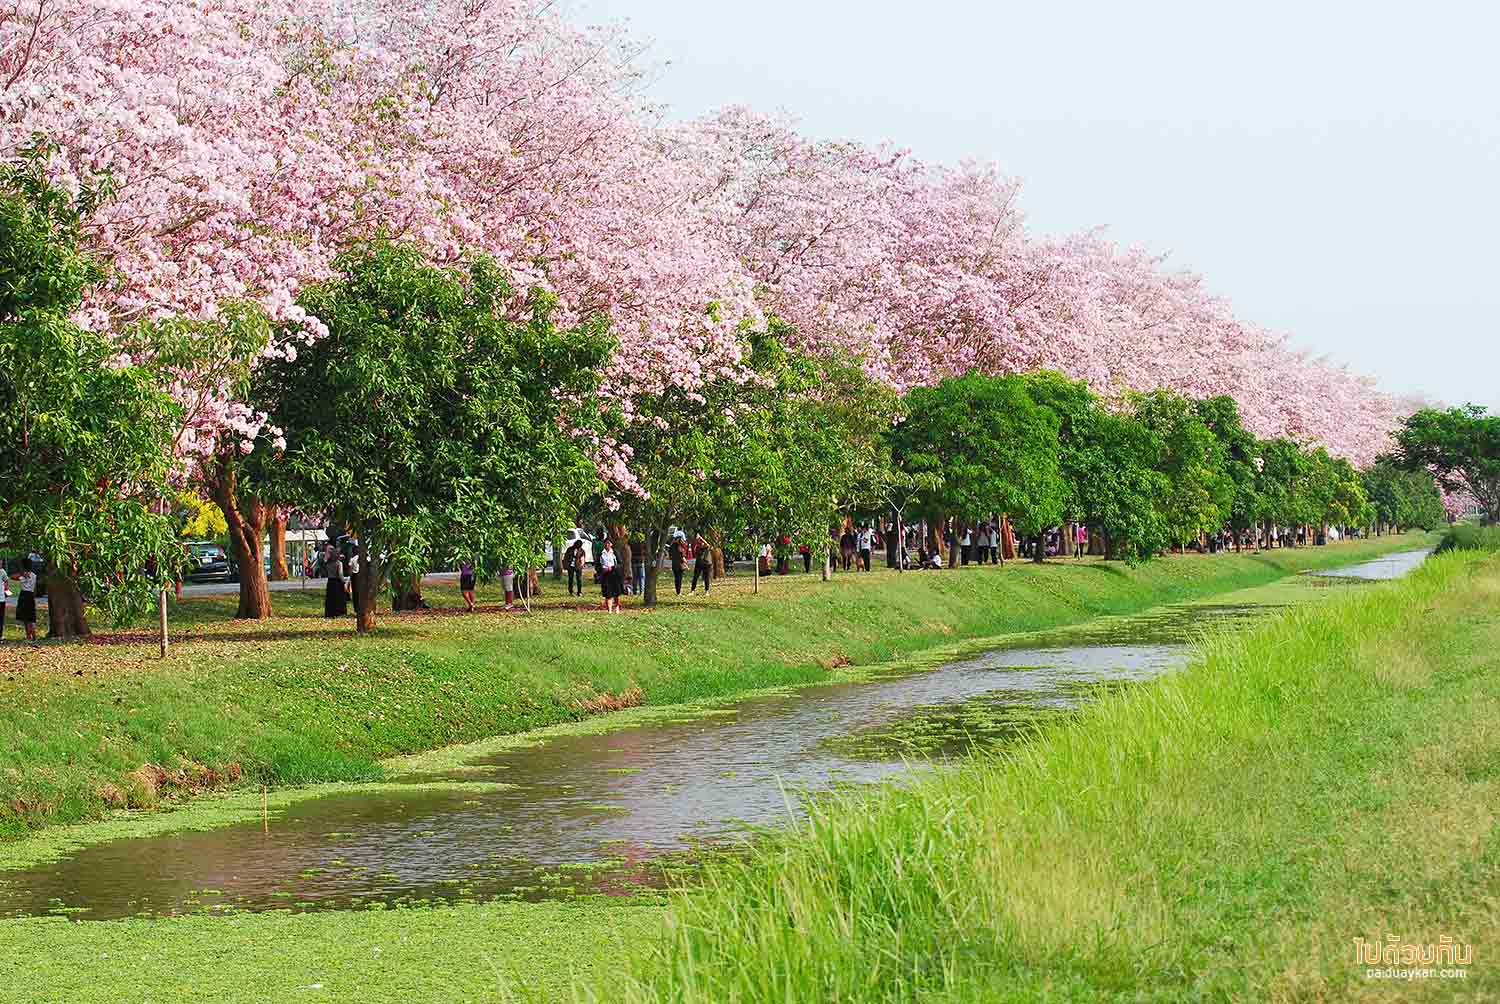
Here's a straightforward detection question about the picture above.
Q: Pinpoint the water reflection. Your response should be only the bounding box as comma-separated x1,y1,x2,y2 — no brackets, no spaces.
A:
1308,547,1433,581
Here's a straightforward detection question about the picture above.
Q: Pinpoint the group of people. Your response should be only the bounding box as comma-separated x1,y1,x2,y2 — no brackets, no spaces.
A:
0,557,40,642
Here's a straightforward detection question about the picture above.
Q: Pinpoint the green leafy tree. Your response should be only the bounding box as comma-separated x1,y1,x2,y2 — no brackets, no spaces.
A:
123,303,280,619
1071,407,1171,563
1256,437,1315,540
1393,406,1500,525
1130,390,1232,549
710,328,903,586
1362,460,1445,531
251,241,611,631
0,163,179,637
891,372,1066,563
1196,395,1261,546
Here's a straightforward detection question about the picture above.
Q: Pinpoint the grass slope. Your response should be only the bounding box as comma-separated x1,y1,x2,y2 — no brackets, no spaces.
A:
0,535,1430,839
601,548,1499,1003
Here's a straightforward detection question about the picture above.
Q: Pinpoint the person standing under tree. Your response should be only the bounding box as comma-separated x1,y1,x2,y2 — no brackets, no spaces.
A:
670,533,687,595
598,539,622,612
13,558,38,641
1075,522,1088,559
322,543,348,618
690,532,712,594
459,558,476,612
0,562,9,640
564,540,585,597
857,524,873,571
630,533,647,595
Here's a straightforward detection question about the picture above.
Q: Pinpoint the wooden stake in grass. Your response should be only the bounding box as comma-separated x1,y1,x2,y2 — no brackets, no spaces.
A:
158,589,168,659
262,786,269,835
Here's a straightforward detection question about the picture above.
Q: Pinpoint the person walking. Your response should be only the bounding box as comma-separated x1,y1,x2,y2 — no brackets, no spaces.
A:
1075,522,1088,559
799,541,811,573
840,525,855,571
598,540,622,612
322,544,348,618
0,562,9,640
857,524,873,572
459,559,477,612
690,533,712,594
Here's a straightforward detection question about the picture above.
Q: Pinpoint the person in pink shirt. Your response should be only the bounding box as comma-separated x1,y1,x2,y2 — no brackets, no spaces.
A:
1074,522,1088,559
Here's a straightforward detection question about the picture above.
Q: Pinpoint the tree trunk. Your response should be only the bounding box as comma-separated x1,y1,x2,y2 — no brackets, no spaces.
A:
269,512,289,581
391,573,423,610
552,536,563,580
947,518,961,568
709,528,727,578
644,561,661,608
354,538,377,633
609,525,632,590
45,571,91,639
1032,530,1045,563
206,453,272,620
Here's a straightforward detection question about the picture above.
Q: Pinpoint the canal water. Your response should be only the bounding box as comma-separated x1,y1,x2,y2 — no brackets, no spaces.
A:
0,551,1431,921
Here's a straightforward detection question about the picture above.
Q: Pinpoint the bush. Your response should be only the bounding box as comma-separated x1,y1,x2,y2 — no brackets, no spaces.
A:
1435,523,1500,553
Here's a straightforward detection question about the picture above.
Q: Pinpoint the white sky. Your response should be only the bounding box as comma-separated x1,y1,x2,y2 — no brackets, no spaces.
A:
572,0,1500,410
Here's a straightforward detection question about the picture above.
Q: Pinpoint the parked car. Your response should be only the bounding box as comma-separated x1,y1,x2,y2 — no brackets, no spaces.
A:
183,541,231,582
224,550,273,584
543,528,595,568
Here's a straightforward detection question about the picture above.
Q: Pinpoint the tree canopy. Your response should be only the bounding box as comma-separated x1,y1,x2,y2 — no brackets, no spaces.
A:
1392,406,1499,525
250,241,613,630
0,163,180,636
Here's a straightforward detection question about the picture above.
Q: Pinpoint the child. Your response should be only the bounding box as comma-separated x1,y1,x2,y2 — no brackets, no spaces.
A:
15,557,39,641
459,559,476,612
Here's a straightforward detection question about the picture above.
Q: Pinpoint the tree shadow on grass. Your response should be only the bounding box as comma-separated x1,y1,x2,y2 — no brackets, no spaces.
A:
1073,561,1130,579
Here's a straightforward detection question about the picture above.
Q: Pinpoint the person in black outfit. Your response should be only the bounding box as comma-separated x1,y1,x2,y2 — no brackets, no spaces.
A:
690,533,712,593
322,543,348,618
564,541,585,596
670,535,687,595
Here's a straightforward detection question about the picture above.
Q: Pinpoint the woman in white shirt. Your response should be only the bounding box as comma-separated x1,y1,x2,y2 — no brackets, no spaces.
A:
598,540,622,613
14,557,39,641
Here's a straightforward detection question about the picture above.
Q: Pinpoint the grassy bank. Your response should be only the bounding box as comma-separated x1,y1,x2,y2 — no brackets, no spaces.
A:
0,534,1431,839
1437,522,1500,553
601,547,1499,1003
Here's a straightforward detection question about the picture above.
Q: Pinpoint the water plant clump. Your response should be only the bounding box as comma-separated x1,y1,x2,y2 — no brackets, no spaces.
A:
821,697,1073,761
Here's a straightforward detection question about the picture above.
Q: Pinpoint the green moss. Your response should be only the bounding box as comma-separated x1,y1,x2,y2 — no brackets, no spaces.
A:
0,900,662,1003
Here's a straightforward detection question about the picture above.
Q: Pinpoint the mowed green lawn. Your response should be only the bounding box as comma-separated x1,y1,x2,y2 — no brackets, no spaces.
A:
0,535,1432,839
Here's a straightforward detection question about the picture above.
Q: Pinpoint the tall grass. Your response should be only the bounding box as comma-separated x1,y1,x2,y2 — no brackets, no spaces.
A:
599,548,1500,1002
1436,521,1500,553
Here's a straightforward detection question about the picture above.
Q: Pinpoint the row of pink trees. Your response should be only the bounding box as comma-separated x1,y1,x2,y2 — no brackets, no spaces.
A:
3,0,1414,620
